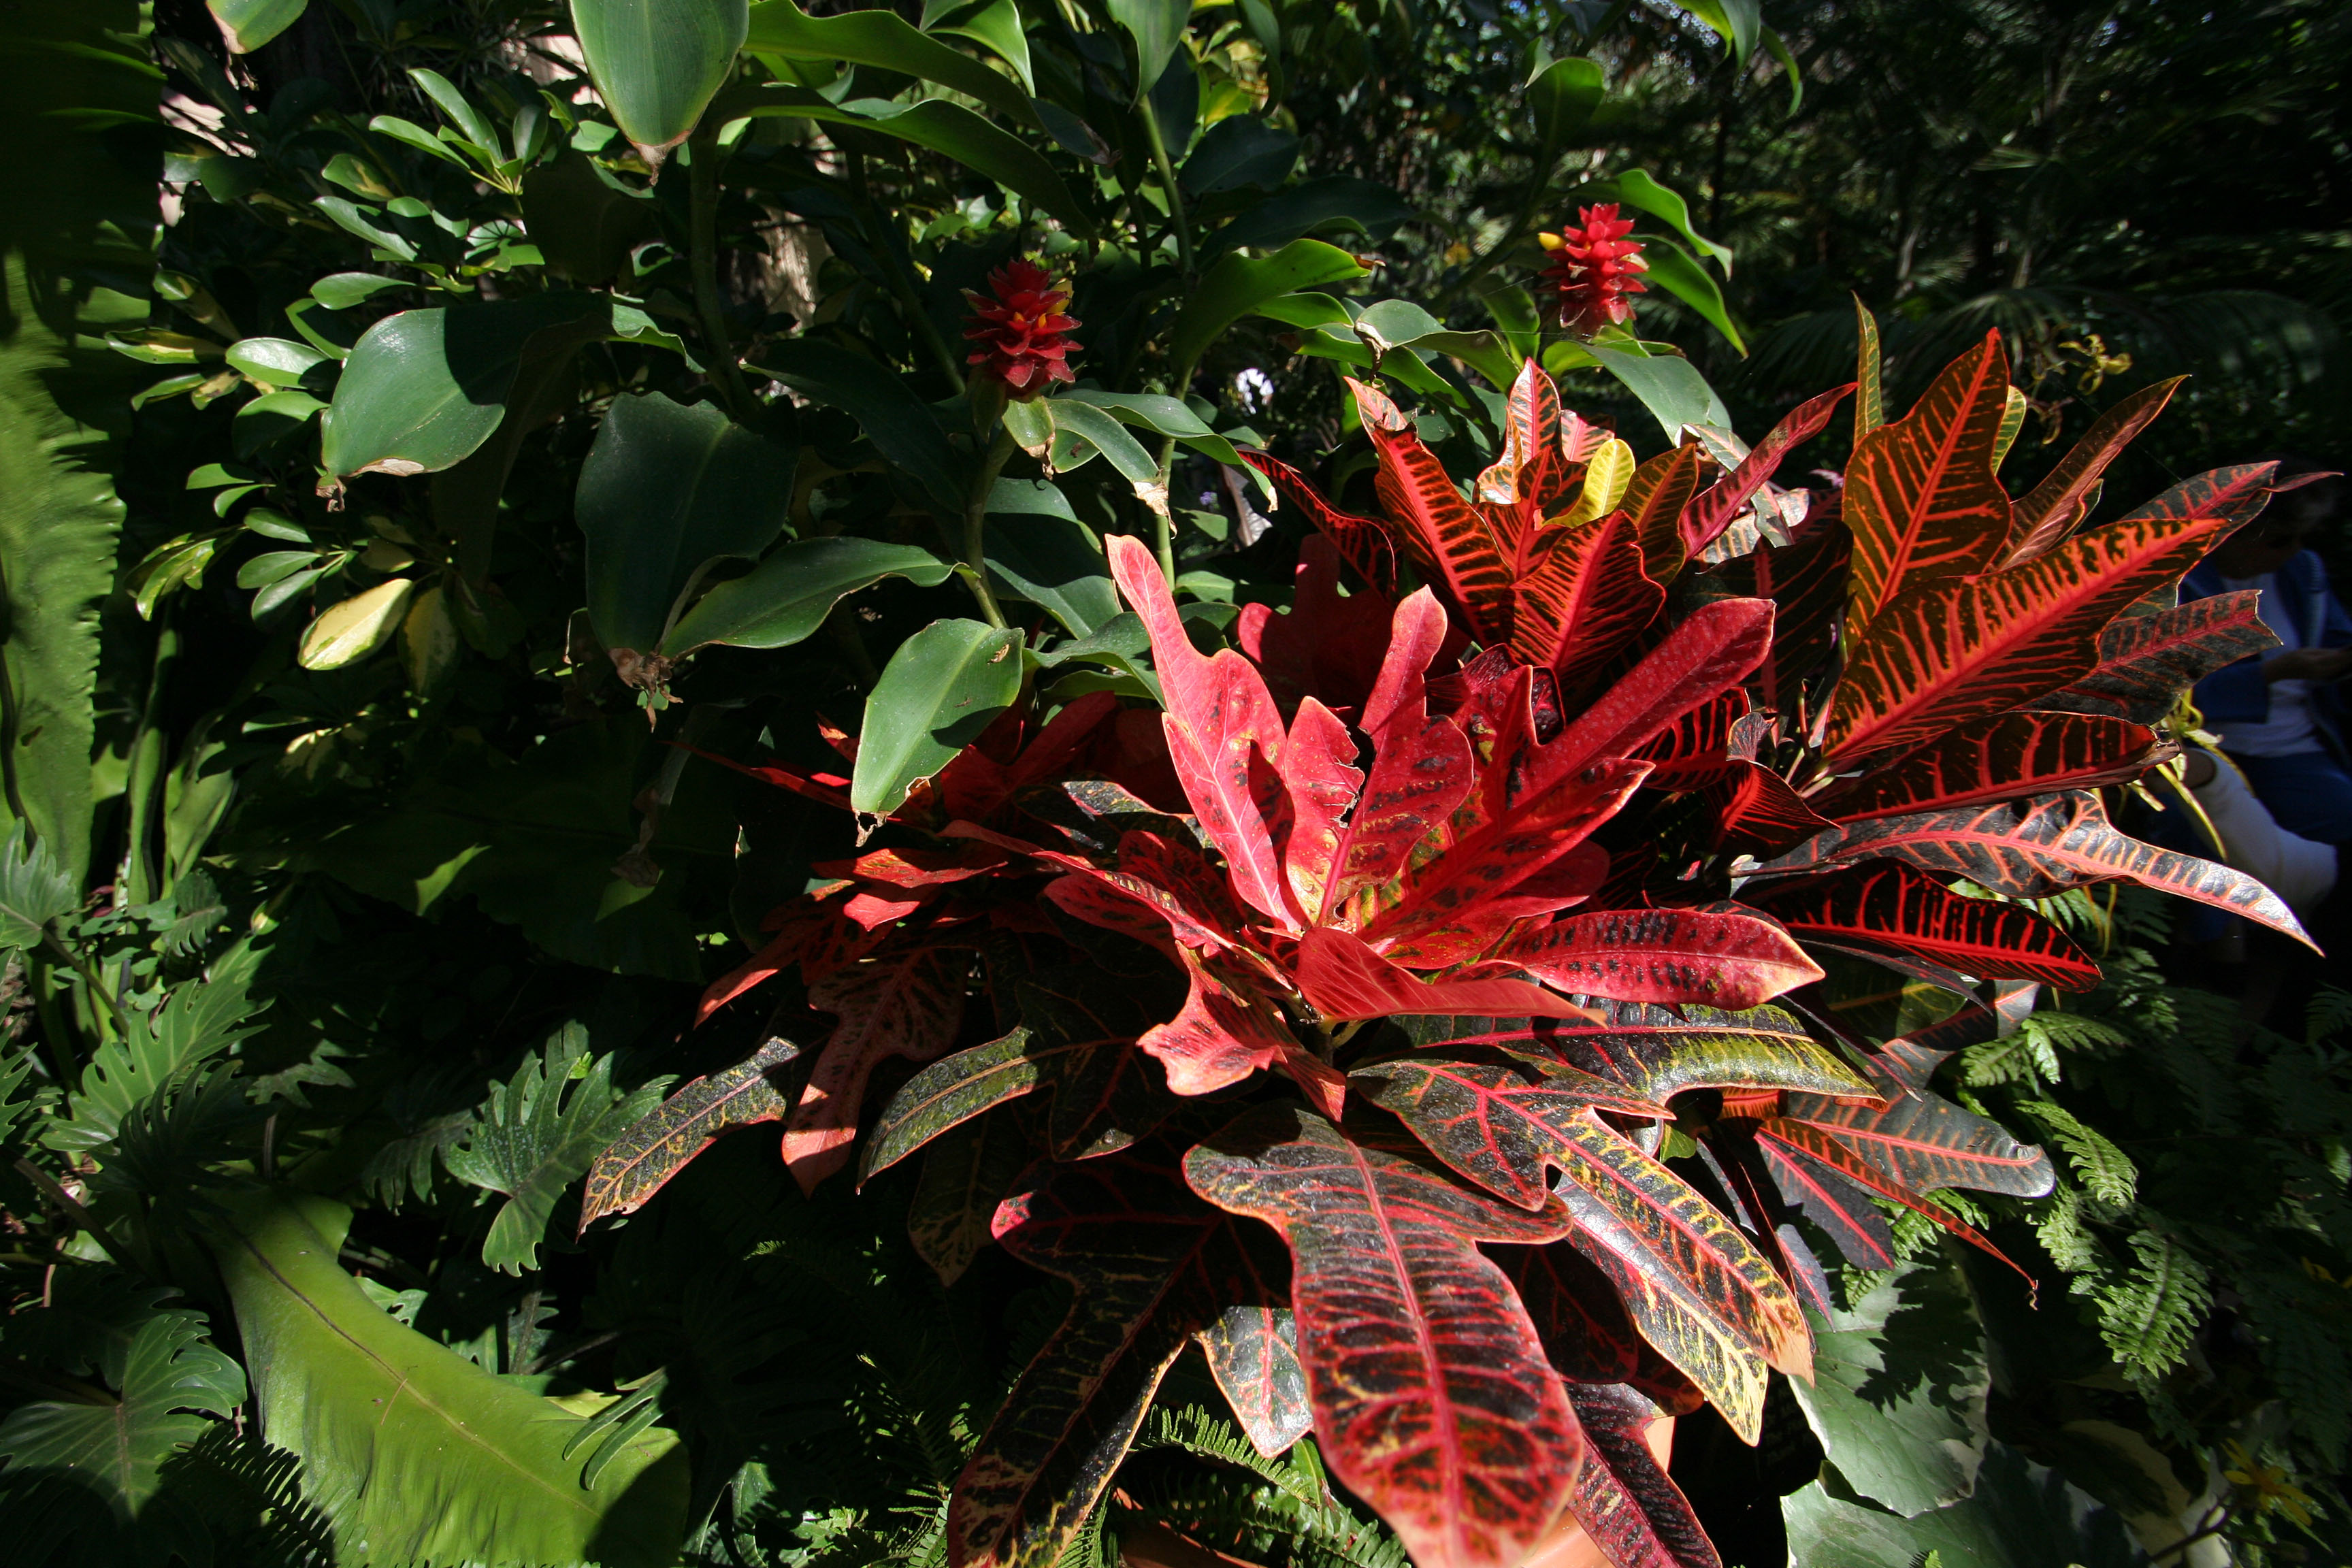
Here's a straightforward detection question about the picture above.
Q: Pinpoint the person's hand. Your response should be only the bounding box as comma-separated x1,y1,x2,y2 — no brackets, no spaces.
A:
2263,647,2352,682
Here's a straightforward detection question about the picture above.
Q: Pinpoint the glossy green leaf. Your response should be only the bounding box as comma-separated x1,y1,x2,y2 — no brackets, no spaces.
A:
319,293,602,478
1045,397,1159,483
1641,237,1746,353
0,823,79,954
208,1188,690,1567
931,0,1034,93
1169,239,1369,372
1785,1443,2149,1568
1601,169,1734,270
208,0,306,52
570,0,748,160
1108,0,1189,98
659,536,956,657
1180,114,1298,193
297,577,415,670
745,0,1036,125
1209,176,1416,257
1585,342,1731,444
443,1024,671,1272
225,336,331,386
310,272,406,310
849,618,1024,821
987,513,1120,635
576,390,796,653
1526,56,1604,155
1680,0,1759,62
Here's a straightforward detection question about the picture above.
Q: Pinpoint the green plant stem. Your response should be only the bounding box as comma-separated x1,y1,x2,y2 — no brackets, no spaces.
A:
44,928,127,1041
119,623,177,912
1147,348,1205,585
1139,97,1195,278
847,153,967,391
13,1158,147,1274
962,428,1017,629
687,129,756,421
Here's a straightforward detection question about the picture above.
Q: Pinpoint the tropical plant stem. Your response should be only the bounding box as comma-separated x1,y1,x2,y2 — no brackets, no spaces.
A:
44,928,127,1041
848,153,968,391
1149,349,1206,585
1139,97,1195,279
13,1158,144,1273
964,428,1017,629
687,129,756,421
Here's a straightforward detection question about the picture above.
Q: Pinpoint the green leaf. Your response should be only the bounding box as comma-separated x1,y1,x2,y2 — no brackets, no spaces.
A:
1044,397,1160,483
225,336,331,387
1599,169,1733,270
207,1188,689,1567
310,271,408,310
988,513,1120,635
659,536,956,658
319,293,603,478
1169,240,1369,372
752,338,966,512
208,0,306,53
0,257,124,881
0,1305,244,1545
1761,24,1804,112
1526,56,1604,157
408,67,503,160
48,949,263,1156
576,391,796,653
1788,1257,1990,1518
1641,237,1746,354
849,618,1024,821
521,152,662,285
1784,1441,2150,1568
581,1036,802,1226
443,1024,671,1273
1209,176,1416,257
745,0,1036,126
1584,342,1731,443
1108,0,1190,98
1180,114,1298,194
1680,0,1759,62
297,577,416,670
571,0,748,161
929,0,1033,92
0,821,77,953
233,387,327,458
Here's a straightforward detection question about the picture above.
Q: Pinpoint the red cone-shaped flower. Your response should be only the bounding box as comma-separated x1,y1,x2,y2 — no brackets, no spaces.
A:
1538,203,1647,336
962,259,1080,397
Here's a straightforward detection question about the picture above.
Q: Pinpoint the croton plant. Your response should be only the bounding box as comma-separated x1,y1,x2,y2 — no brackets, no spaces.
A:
576,310,2300,1568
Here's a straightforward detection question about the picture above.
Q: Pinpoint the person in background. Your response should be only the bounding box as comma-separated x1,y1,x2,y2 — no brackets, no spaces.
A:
2181,459,2352,845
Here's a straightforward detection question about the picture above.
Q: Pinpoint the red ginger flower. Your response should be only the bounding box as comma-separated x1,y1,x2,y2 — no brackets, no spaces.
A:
1539,203,1648,336
962,259,1080,397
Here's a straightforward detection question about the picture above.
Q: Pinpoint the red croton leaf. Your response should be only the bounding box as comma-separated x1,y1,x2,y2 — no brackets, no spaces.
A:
947,1146,1292,1568
1999,376,2185,567
1838,331,2015,652
1715,515,1850,710
1108,533,1303,928
1473,358,1574,572
1326,590,1476,915
1184,1105,1582,1568
581,1036,802,1228
1811,711,2165,821
1492,906,1825,1010
2036,591,2278,725
1757,789,2313,946
1294,928,1603,1024
1746,1117,2034,1281
1350,376,1518,644
1679,382,1855,559
1143,945,1318,1101
1241,448,1400,597
1620,442,1708,584
1747,1131,1897,1271
1546,599,1775,779
1507,509,1667,694
1396,1001,1871,1107
1823,506,2232,761
1345,1053,1669,1208
1779,1081,2057,1197
1499,1242,1704,1414
786,934,974,1192
1237,534,1395,719
1564,1381,1722,1568
1743,863,2102,992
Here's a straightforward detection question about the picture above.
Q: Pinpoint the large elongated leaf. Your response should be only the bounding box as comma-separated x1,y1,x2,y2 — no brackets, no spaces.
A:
320,295,603,478
1678,382,1852,557
1812,712,2161,821
572,0,747,161
1183,1105,1582,1568
1494,906,1825,1010
443,1025,671,1272
1780,1083,2055,1197
2000,377,2183,566
1838,333,2013,651
1786,1441,2151,1568
1508,510,1665,691
1294,926,1607,1022
1394,1001,1870,1104
947,1147,1289,1568
2036,591,2276,724
659,536,956,658
788,933,971,1188
1563,1382,1720,1568
210,0,307,51
1326,590,1471,913
1171,242,1370,373
208,1190,689,1567
745,0,1036,125
576,391,796,653
1755,789,2309,944
581,1036,802,1227
1620,443,1707,584
753,338,966,510
1823,509,2230,760
1242,447,1400,595
1346,1054,1669,1208
1349,377,1514,642
850,619,1026,822
1744,864,2100,991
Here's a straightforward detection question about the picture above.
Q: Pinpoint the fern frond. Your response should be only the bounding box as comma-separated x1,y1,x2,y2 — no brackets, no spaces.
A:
2099,1228,2212,1381
2307,986,2352,1045
2031,1185,2111,1277
2019,1100,2138,1207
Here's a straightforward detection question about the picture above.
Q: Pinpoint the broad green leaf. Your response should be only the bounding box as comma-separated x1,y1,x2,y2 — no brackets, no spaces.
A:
745,0,1036,125
1601,169,1734,270
1350,298,1522,391
1680,0,1759,62
408,67,502,160
1784,1442,2149,1568
849,618,1024,820
576,390,796,653
659,536,956,657
208,0,306,52
1641,238,1746,354
310,271,408,310
1526,55,1604,156
0,256,124,879
581,1036,802,1226
1044,397,1159,483
1179,114,1298,194
1108,0,1189,98
297,576,416,670
988,513,1120,635
753,338,966,512
1169,239,1369,372
1584,342,1731,444
225,335,331,386
571,0,749,161
233,387,327,458
0,1305,244,1546
48,945,263,1154
1788,1256,1989,1518
1057,387,1252,469
208,1188,689,1567
521,152,662,285
745,92,1094,237
930,0,1034,93
1209,176,1416,257
0,821,78,953
319,293,602,478
443,1024,671,1273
